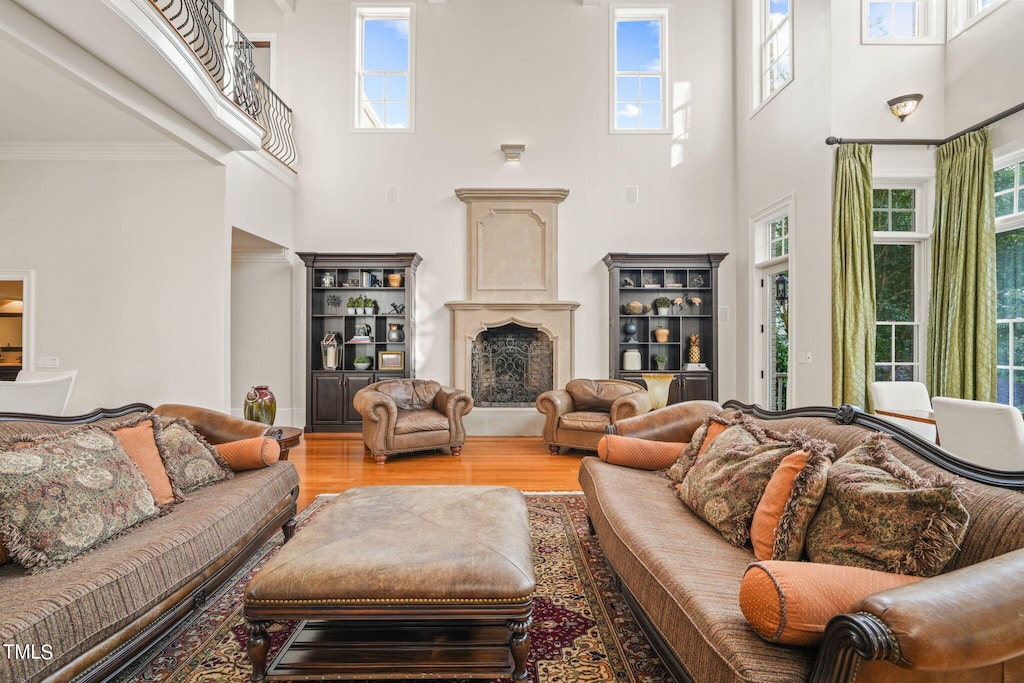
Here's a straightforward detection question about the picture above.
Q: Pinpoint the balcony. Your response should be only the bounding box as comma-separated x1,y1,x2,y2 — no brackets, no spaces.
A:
150,0,296,169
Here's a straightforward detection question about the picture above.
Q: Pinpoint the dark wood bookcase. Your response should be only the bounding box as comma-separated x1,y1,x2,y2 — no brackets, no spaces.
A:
298,252,421,432
604,253,727,404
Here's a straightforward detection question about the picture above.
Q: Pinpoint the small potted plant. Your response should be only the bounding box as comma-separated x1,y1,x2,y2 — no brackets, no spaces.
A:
346,296,357,315
653,353,668,371
353,355,372,370
366,298,376,315
654,296,672,315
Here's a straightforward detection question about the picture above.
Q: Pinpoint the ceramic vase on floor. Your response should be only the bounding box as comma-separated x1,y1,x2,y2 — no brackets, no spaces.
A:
244,385,277,425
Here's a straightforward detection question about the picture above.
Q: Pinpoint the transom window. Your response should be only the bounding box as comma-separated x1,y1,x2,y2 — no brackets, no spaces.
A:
862,0,943,44
753,0,793,111
769,216,790,258
354,6,413,131
612,7,668,133
872,184,929,383
995,160,1024,218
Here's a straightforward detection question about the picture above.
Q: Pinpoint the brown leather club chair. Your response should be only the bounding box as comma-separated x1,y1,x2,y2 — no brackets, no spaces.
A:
353,378,474,464
535,378,651,454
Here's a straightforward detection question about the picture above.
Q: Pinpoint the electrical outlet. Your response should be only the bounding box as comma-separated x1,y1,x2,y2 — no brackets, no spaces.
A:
36,356,59,368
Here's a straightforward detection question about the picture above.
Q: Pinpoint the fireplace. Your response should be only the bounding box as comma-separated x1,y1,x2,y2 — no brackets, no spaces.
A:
446,188,579,435
471,323,553,407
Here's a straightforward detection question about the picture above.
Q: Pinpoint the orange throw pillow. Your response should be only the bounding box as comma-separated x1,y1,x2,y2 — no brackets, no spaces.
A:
114,418,177,506
750,443,833,562
698,420,728,456
597,434,686,470
739,560,922,646
215,436,281,472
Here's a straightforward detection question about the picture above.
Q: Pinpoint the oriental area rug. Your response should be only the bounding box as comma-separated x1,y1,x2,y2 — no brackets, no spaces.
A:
115,493,672,683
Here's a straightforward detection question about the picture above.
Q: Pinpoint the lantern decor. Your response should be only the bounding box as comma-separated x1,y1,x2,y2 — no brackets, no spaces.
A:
321,331,339,370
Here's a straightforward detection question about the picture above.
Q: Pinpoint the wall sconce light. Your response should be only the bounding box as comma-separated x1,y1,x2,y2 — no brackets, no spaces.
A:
501,144,525,162
887,94,923,122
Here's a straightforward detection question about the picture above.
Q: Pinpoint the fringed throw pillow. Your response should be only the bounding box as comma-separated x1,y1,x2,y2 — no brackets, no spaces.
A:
159,418,234,494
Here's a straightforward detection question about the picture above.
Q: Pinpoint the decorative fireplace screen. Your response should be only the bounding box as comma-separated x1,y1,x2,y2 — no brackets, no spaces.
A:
471,324,554,407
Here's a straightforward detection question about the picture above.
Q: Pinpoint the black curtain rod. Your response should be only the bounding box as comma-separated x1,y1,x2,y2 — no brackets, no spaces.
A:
825,100,1024,147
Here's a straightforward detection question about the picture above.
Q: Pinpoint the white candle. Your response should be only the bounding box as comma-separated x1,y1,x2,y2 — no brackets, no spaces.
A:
326,347,337,368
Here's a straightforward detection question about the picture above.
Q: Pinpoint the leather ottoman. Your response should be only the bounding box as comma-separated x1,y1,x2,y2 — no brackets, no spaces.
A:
243,485,536,681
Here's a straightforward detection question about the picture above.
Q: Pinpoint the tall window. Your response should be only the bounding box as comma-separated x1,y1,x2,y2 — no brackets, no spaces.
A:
354,6,413,130
612,8,668,133
753,0,792,111
872,185,929,382
862,1,943,43
753,199,793,410
995,157,1024,410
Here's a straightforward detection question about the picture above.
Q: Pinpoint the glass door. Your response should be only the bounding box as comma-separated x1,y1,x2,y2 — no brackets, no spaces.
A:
764,265,789,411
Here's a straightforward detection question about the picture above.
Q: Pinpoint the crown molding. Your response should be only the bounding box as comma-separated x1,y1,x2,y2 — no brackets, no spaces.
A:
0,141,201,162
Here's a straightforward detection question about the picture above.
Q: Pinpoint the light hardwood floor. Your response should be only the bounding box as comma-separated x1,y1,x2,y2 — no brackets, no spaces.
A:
286,434,586,511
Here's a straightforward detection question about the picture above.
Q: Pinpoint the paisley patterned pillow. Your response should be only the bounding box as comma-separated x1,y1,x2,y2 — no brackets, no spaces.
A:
678,419,798,547
806,434,969,577
159,419,234,494
0,426,159,571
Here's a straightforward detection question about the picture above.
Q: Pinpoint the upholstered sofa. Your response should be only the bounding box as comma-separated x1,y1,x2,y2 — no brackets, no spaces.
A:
353,378,473,464
580,399,1024,683
0,403,300,683
536,378,650,453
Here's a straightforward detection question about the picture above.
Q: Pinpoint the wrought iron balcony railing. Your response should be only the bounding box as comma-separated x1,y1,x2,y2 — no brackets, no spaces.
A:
151,0,296,169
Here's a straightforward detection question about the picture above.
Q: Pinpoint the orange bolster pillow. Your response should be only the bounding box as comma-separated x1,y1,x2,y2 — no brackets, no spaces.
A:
739,560,923,646
214,436,281,471
597,434,687,471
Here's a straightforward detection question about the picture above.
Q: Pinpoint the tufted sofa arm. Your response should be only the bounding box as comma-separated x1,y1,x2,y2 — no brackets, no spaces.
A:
434,385,474,445
810,547,1024,682
153,403,271,444
609,400,723,443
352,389,399,452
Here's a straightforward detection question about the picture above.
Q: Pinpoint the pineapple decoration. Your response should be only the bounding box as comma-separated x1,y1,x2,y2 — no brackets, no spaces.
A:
688,334,701,364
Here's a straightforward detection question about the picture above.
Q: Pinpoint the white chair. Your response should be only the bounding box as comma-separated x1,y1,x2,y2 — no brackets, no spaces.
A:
932,397,1024,471
869,380,937,443
0,369,78,415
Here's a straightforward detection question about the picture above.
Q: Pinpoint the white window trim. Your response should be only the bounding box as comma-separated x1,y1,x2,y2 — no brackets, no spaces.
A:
948,0,1008,40
751,195,797,406
861,0,945,45
872,178,932,383
352,4,415,133
609,6,671,135
750,0,794,117
994,149,1024,224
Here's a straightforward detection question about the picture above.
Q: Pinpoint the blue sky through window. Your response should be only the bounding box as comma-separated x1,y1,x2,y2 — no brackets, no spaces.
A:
615,18,663,130
360,16,410,128
868,2,918,38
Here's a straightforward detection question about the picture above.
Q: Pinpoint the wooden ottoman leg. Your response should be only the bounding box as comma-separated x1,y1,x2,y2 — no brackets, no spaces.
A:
244,619,272,682
507,613,533,681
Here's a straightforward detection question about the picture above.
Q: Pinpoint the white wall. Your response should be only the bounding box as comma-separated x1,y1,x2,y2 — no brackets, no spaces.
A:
0,159,229,414
281,0,738,403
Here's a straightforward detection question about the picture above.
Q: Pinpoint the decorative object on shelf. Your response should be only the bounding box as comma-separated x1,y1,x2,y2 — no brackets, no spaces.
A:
390,302,406,314
243,385,277,425
355,323,372,338
346,297,357,314
321,332,339,370
325,294,341,314
641,373,675,410
653,353,668,371
387,323,405,342
353,355,372,371
687,293,703,313
622,276,635,287
344,278,359,287
653,327,670,343
623,348,642,371
690,273,704,286
320,271,336,287
688,334,701,364
387,273,403,287
378,350,405,371
672,297,685,314
623,321,638,343
654,296,671,315
625,300,644,315
644,275,661,287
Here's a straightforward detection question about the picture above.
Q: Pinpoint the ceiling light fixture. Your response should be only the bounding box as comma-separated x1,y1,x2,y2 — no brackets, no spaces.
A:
501,144,525,162
887,93,923,122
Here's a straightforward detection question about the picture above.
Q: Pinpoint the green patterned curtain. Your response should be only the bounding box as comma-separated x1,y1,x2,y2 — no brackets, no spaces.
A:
926,129,996,401
831,143,876,409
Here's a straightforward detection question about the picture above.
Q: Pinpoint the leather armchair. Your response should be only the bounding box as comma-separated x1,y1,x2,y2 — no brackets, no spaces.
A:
535,378,650,454
353,379,473,464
